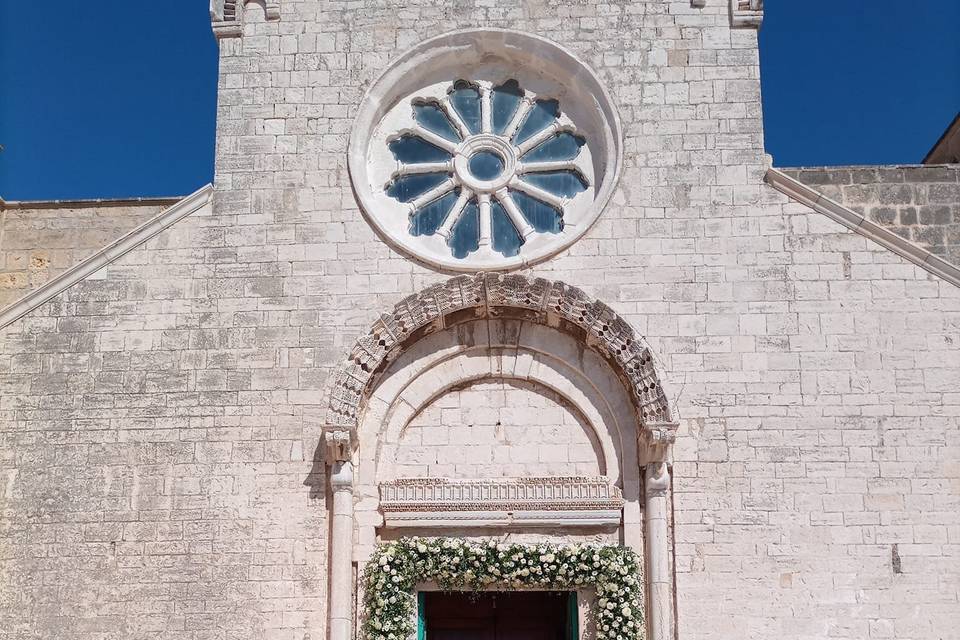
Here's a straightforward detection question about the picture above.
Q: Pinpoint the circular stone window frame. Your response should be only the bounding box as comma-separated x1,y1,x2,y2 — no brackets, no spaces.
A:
348,28,624,273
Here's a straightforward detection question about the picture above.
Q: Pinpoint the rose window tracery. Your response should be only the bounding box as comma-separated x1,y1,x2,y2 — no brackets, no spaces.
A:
350,30,622,272
384,80,590,259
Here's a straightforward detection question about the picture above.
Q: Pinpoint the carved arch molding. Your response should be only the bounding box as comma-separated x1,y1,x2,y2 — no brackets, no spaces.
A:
322,272,677,460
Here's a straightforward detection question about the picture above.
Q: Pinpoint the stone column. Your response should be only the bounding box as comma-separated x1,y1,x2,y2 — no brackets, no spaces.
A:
644,462,672,640
329,460,354,640
328,453,355,640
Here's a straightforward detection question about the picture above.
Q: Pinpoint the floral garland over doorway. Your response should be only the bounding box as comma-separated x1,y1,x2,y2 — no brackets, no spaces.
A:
362,538,644,640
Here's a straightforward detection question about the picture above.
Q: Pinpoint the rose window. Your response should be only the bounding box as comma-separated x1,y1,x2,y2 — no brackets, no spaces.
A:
349,30,622,272
384,80,591,260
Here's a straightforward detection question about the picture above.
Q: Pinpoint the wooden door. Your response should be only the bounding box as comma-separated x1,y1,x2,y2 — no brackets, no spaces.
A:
422,591,572,640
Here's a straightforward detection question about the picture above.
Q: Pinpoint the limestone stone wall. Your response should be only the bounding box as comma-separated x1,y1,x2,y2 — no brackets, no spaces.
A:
1,2,958,640
782,165,960,266
0,200,175,307
394,381,603,479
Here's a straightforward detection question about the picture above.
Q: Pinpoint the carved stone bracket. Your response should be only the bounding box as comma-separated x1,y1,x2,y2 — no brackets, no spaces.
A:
643,421,680,448
731,0,763,28
210,0,280,40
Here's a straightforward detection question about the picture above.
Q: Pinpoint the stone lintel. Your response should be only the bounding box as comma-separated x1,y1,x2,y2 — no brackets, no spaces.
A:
379,477,624,529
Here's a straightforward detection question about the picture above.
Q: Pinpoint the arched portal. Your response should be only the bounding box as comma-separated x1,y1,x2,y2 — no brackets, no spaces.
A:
320,273,679,640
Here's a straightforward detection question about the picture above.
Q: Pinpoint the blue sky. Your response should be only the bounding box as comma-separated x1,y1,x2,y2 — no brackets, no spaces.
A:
1,3,957,200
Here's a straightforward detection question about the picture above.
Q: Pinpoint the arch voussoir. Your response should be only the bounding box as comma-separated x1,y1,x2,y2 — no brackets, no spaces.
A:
322,272,676,461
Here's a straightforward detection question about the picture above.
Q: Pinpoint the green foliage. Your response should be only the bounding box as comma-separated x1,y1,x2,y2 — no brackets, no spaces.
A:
362,537,644,640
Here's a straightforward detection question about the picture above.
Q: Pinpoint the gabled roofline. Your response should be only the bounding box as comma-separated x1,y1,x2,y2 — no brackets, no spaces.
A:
0,184,214,330
0,196,183,210
923,112,960,164
765,168,960,288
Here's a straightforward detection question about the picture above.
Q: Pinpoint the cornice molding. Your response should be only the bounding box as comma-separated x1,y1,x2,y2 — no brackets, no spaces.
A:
0,184,214,330
766,168,960,289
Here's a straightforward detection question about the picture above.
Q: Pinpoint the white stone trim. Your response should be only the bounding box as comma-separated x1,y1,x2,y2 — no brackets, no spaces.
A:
348,29,623,272
379,477,624,528
0,184,214,330
766,168,960,289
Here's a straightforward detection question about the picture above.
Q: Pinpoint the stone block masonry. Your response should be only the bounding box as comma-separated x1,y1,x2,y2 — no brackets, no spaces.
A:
0,2,958,640
782,165,960,266
0,199,178,307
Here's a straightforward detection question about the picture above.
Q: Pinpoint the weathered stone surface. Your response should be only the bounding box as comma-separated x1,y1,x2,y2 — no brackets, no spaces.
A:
0,2,958,640
0,200,175,307
783,165,960,266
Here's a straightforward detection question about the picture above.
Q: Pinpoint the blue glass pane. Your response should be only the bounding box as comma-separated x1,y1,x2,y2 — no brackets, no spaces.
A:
389,135,452,163
512,190,563,234
491,201,522,257
450,81,481,135
410,190,459,236
448,199,480,259
468,151,505,180
522,171,587,198
514,99,560,144
386,173,449,203
491,80,523,135
521,133,586,162
413,103,460,142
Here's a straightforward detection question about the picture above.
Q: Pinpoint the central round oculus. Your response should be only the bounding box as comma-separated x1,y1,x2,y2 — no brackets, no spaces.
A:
468,150,506,181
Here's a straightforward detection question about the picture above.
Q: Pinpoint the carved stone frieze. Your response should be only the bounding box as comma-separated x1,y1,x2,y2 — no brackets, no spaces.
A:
379,477,624,529
323,273,676,446
731,0,763,28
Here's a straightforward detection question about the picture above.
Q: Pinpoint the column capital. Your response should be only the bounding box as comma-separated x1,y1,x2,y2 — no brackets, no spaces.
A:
324,428,354,463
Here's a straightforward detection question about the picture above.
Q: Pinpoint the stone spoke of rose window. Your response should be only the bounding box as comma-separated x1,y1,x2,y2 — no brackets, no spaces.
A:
494,189,536,239
392,161,453,178
406,176,458,212
436,187,475,239
509,176,568,211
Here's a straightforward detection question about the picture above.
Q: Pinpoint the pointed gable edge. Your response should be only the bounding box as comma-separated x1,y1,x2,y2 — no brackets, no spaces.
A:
766,168,960,289
0,184,213,330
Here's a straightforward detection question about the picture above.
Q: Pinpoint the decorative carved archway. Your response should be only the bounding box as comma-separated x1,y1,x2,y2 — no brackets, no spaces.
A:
322,272,677,459
320,273,679,640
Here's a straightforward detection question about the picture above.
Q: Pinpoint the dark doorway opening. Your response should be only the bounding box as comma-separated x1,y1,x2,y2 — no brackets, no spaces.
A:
420,591,576,640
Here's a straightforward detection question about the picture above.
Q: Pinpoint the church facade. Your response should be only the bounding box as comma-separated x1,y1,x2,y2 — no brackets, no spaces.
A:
1,2,959,640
